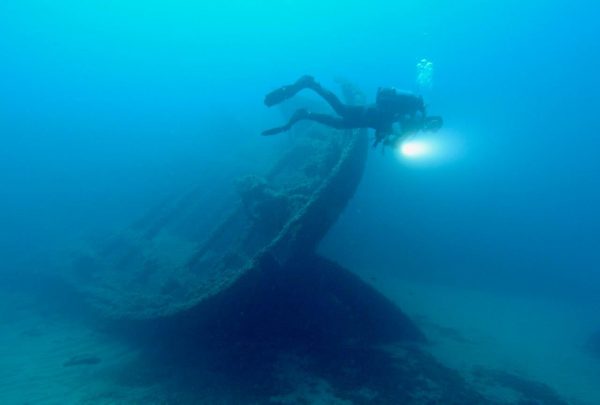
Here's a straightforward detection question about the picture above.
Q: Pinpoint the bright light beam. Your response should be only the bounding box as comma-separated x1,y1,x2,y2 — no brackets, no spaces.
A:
395,130,464,165
399,140,431,158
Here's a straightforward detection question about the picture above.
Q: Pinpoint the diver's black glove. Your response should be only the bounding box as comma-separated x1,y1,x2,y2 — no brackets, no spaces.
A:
372,130,388,148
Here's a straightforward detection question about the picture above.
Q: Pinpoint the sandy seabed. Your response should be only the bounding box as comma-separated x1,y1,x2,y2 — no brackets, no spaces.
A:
0,276,598,404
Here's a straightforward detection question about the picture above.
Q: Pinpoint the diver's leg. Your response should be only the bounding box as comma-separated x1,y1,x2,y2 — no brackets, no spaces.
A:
262,109,310,135
262,109,350,136
264,76,350,118
303,112,351,129
305,82,349,117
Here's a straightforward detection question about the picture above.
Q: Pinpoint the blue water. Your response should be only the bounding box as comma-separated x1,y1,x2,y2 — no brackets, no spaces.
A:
1,1,599,403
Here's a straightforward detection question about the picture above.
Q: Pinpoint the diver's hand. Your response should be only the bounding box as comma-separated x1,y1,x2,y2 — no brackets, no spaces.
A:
373,130,386,148
423,115,443,132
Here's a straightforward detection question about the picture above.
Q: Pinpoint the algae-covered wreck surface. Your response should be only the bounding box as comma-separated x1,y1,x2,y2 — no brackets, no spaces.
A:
67,125,370,320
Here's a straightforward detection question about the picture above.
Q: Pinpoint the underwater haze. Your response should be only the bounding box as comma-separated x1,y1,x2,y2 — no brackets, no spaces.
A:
1,0,600,404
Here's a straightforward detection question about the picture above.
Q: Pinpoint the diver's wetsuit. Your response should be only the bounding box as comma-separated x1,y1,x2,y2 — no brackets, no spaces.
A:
262,76,431,145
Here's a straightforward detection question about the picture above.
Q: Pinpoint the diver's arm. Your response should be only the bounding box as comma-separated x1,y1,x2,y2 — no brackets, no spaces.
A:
392,121,405,136
419,103,427,119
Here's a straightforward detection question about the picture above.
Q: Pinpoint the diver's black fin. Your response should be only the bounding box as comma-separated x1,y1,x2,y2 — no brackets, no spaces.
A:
264,87,293,107
264,75,316,107
262,126,288,136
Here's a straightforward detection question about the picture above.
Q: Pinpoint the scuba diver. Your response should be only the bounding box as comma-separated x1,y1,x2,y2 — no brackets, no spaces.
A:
262,75,443,147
